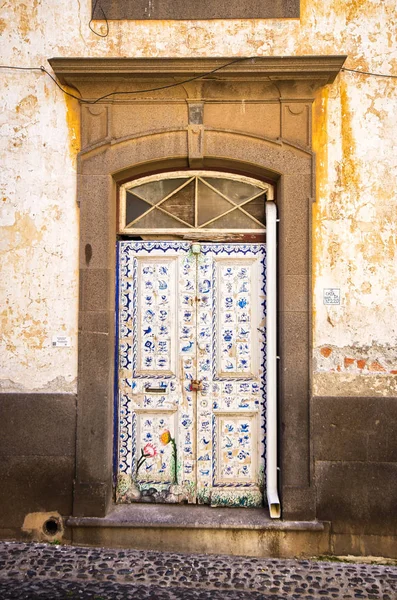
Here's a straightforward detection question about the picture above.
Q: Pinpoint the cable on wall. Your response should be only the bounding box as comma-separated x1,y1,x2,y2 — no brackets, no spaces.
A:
0,58,260,104
89,0,109,38
341,66,397,79
0,61,396,106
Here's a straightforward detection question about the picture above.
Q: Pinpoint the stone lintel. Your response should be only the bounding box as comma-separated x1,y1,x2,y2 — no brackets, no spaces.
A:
49,56,347,87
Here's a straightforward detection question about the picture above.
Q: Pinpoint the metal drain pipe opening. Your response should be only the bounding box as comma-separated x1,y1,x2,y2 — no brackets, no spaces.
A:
43,518,60,536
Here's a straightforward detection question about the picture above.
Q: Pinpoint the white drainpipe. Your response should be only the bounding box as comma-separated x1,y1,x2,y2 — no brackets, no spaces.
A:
265,201,281,518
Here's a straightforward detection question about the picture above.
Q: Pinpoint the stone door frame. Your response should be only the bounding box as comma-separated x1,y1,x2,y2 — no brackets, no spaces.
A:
49,56,346,520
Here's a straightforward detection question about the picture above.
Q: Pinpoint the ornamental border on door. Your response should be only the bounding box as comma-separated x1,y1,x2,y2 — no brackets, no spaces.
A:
116,240,267,506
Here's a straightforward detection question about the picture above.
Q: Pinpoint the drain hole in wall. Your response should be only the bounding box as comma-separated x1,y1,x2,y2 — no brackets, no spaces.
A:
43,518,60,536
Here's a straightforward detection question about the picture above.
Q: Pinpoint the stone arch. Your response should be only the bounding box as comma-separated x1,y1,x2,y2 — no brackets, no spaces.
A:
76,128,313,520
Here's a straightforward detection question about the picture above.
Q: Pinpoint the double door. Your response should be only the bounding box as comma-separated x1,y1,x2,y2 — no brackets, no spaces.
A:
117,241,266,507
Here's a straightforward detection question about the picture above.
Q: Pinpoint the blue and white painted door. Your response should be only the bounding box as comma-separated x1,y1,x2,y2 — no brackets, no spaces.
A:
117,241,266,507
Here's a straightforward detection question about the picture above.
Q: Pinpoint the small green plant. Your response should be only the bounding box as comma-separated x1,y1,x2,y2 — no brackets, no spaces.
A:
315,555,344,562
48,538,61,545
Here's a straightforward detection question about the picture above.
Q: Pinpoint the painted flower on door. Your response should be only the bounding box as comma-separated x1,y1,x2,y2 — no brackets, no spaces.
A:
160,429,178,483
136,442,158,476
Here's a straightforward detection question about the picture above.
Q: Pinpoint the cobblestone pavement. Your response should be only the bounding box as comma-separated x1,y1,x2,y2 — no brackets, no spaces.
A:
0,542,396,599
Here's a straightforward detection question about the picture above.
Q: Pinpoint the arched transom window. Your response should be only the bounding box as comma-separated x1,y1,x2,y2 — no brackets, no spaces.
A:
119,171,274,238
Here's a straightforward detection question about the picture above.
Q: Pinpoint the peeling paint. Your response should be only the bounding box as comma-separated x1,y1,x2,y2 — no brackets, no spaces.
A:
314,345,397,375
1,0,396,394
313,373,397,398
0,377,77,394
64,92,81,165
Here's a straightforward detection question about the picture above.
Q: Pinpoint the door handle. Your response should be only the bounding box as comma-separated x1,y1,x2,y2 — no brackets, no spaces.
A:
189,379,203,392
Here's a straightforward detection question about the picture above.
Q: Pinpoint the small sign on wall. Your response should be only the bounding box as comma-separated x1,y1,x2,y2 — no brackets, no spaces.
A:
323,288,341,305
52,335,71,347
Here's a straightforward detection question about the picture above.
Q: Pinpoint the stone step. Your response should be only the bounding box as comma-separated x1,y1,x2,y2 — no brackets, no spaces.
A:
67,504,330,557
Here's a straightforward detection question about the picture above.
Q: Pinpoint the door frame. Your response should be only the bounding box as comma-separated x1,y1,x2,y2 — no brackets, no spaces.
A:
61,56,347,520
75,140,313,521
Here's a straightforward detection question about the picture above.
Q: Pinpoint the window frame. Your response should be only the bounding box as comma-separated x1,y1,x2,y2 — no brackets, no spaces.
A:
119,171,274,237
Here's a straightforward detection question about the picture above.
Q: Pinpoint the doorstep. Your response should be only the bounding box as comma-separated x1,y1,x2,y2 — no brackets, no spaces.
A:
66,505,331,557
67,504,325,531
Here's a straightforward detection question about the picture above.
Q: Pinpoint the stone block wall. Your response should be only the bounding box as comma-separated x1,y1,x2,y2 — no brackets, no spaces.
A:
0,394,76,539
313,396,397,555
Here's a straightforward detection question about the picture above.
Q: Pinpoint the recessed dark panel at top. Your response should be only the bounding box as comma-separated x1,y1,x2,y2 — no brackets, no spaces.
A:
93,0,300,20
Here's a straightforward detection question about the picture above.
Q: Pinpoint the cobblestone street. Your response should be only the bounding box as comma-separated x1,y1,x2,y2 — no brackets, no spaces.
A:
0,542,396,599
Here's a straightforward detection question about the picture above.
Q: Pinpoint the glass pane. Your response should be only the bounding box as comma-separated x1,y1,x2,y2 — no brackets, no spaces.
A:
126,192,151,225
131,178,189,205
206,209,263,229
130,208,183,229
197,181,233,226
243,195,266,225
160,180,195,226
204,177,263,205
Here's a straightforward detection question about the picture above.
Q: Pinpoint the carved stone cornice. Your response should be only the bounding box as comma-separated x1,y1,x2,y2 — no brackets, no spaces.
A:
49,56,346,101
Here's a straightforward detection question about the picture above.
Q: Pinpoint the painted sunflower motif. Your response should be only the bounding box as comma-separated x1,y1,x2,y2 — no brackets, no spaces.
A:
160,430,172,445
159,430,178,484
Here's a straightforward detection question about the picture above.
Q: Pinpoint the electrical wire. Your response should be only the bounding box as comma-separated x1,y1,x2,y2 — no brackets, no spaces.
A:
0,60,396,106
0,57,259,104
89,0,109,38
0,65,86,102
80,56,258,103
341,66,397,79
0,66,43,72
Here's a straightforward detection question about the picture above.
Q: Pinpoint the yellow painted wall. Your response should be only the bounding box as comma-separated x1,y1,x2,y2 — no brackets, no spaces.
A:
0,0,396,394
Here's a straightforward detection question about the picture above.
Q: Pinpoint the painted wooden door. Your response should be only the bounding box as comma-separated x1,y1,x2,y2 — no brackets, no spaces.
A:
195,244,266,507
116,241,266,507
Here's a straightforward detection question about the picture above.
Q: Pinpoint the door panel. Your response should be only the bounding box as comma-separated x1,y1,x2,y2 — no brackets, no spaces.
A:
196,244,266,507
117,241,197,503
116,241,266,507
136,255,177,375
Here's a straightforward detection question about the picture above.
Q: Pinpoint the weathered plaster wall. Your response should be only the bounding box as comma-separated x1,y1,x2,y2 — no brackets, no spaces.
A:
0,61,80,392
0,0,396,395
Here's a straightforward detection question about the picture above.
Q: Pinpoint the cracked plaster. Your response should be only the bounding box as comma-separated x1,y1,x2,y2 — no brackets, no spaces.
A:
0,0,396,394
